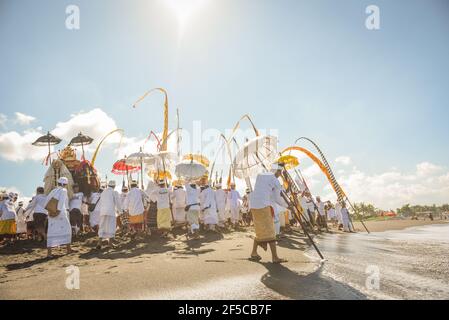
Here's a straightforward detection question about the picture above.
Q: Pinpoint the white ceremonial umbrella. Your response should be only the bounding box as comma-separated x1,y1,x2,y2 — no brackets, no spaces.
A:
126,147,153,188
175,159,207,182
232,135,278,179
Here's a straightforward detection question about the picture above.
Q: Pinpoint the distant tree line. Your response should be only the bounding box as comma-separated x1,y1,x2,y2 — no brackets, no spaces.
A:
352,202,449,218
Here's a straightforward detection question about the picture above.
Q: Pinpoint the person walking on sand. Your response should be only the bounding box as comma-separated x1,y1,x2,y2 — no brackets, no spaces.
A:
316,196,329,232
227,182,242,228
185,182,201,239
123,180,148,237
170,183,186,227
69,184,84,237
215,183,227,229
151,180,173,238
25,187,48,242
340,201,354,232
200,183,218,232
44,177,72,258
96,180,121,249
0,192,18,245
249,162,288,264
88,188,102,234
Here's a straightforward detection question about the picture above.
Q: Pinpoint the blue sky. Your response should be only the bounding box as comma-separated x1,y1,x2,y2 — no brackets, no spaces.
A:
1,0,448,208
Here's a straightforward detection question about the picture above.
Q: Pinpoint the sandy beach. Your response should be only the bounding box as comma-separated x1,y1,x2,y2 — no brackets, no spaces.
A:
1,219,447,300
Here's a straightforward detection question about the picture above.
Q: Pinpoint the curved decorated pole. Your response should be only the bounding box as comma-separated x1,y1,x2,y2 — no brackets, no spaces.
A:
209,134,237,186
143,130,162,152
293,137,369,233
133,87,169,151
91,129,124,166
227,114,260,189
227,114,260,143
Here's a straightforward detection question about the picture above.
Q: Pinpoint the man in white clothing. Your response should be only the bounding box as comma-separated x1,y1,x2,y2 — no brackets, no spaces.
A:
97,180,121,249
170,184,186,227
151,180,173,237
341,201,354,232
123,180,148,236
185,182,201,238
200,183,218,231
227,182,242,228
214,183,227,228
25,187,48,241
249,163,288,264
69,184,84,237
316,196,328,232
45,177,72,258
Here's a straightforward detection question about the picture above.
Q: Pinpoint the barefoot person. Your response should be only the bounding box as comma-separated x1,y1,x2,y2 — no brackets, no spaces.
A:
44,177,72,257
200,183,218,232
151,180,173,237
69,184,84,237
214,183,227,229
25,187,48,242
185,182,201,238
97,180,121,249
249,163,288,264
171,183,186,227
123,180,148,237
227,182,242,228
0,192,17,245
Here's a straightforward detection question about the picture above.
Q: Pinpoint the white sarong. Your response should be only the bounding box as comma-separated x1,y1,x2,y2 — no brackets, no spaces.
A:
47,211,72,248
99,215,116,239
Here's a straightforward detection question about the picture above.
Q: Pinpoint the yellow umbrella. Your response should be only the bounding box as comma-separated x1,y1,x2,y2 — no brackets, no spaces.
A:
148,170,172,181
277,155,299,170
182,153,210,168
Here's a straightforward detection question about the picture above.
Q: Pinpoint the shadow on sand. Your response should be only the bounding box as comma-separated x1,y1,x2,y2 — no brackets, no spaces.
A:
259,262,368,300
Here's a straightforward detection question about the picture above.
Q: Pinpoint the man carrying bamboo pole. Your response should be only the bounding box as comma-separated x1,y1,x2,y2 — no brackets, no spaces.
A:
249,163,288,264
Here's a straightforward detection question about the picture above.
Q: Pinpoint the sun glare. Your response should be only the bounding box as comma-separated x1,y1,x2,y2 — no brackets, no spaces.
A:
164,0,208,36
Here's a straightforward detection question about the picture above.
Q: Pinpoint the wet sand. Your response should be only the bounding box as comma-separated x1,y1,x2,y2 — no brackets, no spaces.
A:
1,219,447,300
352,218,448,233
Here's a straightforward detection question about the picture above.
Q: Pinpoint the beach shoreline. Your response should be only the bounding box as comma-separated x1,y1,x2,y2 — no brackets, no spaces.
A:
1,219,447,300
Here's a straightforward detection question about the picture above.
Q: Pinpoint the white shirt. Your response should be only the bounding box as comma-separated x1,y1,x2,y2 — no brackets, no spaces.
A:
316,201,325,216
250,172,287,209
123,187,146,216
185,184,200,210
171,187,186,208
200,187,216,211
0,200,16,220
227,189,242,209
99,187,122,217
215,189,227,210
151,187,171,209
69,192,84,211
45,187,69,216
89,192,101,213
25,194,48,215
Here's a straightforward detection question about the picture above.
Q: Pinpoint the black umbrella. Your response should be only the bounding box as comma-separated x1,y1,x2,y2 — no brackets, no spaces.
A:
69,132,94,158
32,131,62,164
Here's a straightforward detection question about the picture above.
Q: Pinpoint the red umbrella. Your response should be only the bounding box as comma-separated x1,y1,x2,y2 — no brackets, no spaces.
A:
112,159,141,175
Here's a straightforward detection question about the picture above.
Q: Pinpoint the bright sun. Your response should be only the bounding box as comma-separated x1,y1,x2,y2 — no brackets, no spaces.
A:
164,0,208,36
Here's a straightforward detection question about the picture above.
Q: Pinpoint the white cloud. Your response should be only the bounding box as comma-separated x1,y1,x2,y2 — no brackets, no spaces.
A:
14,112,36,125
335,156,352,165
0,128,49,162
333,162,449,209
0,113,7,128
52,108,118,146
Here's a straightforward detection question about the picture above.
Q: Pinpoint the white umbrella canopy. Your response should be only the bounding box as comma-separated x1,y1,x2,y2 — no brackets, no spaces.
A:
125,148,153,188
145,151,178,172
175,160,207,181
232,135,278,179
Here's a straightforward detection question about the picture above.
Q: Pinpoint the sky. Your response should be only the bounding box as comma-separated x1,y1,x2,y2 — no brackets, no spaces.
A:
0,0,448,209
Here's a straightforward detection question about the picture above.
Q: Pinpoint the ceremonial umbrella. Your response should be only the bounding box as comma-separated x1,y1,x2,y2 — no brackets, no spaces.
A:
175,159,207,182
32,131,62,165
232,135,278,179
183,153,210,168
126,148,153,189
276,155,299,170
112,158,141,188
69,132,94,159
